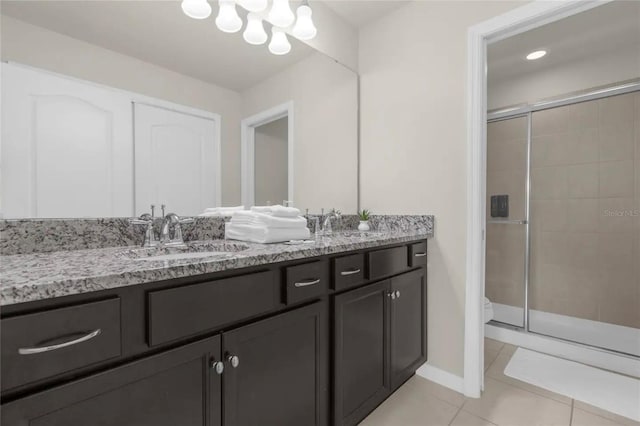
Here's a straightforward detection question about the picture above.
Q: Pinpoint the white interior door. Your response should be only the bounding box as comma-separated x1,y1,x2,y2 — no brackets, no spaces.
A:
134,103,219,216
1,63,133,218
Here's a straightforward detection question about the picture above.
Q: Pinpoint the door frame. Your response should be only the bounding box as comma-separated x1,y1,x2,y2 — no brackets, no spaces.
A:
463,0,612,398
241,101,294,207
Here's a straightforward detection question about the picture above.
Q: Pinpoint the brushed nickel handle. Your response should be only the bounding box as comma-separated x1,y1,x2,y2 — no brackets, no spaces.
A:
18,329,102,355
340,269,361,276
211,359,225,375
390,291,396,300
294,279,321,287
227,355,240,368
414,252,427,257
395,290,401,298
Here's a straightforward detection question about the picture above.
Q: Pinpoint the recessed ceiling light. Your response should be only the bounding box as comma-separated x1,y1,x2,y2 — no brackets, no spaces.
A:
526,50,547,60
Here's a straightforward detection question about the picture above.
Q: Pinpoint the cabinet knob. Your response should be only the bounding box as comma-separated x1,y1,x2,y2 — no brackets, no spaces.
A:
227,354,240,368
395,290,401,299
389,291,396,300
211,360,224,375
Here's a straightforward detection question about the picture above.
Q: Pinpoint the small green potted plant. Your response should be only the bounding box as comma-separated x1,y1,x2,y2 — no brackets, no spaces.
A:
358,209,371,231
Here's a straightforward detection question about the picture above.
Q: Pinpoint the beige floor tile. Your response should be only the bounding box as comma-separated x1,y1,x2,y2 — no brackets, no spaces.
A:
574,401,640,426
485,339,505,353
485,349,572,405
485,348,501,372
462,378,572,426
450,410,497,426
359,381,459,426
571,408,625,426
401,375,466,408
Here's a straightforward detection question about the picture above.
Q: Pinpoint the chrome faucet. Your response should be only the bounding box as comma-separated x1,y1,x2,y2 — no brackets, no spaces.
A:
322,209,341,235
160,213,194,246
130,206,159,247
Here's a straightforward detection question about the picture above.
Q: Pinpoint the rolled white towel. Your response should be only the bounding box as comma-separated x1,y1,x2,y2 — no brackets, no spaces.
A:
200,206,245,217
231,211,307,228
225,223,310,244
251,205,276,214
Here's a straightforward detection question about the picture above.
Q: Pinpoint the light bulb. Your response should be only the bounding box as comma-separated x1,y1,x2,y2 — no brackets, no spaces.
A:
216,0,242,33
243,13,267,45
268,0,294,28
526,50,547,60
181,0,212,19
292,5,316,40
269,27,291,55
237,0,268,13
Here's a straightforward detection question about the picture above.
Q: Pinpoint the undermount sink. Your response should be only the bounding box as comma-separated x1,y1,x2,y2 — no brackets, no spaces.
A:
121,241,250,262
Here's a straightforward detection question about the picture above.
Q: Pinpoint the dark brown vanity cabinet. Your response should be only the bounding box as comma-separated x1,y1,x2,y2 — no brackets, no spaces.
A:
2,302,327,426
333,268,427,426
2,335,222,426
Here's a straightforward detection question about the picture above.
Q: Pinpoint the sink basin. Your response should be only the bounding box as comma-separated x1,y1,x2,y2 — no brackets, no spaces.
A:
121,241,250,262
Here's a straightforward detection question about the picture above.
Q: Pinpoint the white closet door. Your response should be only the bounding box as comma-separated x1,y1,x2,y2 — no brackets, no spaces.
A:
1,63,133,218
133,103,219,217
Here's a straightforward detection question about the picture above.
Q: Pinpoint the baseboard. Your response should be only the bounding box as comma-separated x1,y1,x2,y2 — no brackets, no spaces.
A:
486,324,640,378
416,363,465,394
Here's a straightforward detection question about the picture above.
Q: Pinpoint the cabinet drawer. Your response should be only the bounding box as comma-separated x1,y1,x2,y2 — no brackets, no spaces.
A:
368,246,408,280
1,298,121,392
148,270,279,346
285,261,329,304
409,242,427,268
333,253,366,291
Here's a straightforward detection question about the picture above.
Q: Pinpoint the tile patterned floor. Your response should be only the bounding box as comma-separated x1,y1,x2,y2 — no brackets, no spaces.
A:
359,339,640,426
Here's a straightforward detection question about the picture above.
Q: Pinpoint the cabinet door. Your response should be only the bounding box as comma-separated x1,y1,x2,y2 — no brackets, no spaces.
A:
222,302,327,426
1,63,133,218
390,268,427,389
333,280,391,426
2,335,222,426
133,103,219,216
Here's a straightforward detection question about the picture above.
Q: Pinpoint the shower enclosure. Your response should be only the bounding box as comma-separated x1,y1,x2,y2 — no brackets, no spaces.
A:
485,82,640,357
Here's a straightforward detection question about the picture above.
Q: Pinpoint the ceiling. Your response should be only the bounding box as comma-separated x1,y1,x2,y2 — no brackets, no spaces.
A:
321,0,409,29
1,0,315,91
488,1,640,85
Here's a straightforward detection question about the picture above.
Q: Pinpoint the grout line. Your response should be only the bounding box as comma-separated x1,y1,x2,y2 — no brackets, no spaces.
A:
570,399,575,426
448,406,464,426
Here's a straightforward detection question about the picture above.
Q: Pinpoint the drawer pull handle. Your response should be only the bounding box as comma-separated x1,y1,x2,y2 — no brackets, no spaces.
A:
227,355,240,368
18,329,102,355
414,252,427,257
340,269,361,276
294,279,321,288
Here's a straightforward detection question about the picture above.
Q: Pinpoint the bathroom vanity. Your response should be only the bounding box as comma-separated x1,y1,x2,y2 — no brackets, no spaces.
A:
0,230,430,426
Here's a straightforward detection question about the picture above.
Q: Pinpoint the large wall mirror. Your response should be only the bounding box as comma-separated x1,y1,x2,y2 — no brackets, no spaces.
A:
0,1,358,218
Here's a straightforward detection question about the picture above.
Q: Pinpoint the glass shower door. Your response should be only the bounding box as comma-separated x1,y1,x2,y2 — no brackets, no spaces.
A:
485,116,530,328
528,92,640,356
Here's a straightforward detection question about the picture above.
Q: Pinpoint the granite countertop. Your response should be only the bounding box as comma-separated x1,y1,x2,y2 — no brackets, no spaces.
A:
0,230,432,306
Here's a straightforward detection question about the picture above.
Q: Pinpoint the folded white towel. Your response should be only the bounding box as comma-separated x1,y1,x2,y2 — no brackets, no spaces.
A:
199,206,245,217
225,224,310,244
251,205,276,213
231,211,307,228
270,205,301,217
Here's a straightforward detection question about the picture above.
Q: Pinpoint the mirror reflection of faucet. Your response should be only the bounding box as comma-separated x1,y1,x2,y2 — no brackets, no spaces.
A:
130,205,193,247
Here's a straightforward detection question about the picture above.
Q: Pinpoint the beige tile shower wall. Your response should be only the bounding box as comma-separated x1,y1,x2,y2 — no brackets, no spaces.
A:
529,91,640,329
485,117,528,310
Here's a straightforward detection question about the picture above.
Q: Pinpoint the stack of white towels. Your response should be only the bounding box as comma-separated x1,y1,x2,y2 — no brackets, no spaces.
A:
225,205,310,244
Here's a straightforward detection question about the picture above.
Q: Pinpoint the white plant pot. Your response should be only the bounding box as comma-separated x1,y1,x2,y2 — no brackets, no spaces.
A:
358,221,370,231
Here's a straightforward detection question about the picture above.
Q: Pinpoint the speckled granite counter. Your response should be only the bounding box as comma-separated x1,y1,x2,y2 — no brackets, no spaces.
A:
0,229,432,306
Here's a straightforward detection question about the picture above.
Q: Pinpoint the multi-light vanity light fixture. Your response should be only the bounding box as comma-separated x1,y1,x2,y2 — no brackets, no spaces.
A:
181,0,317,55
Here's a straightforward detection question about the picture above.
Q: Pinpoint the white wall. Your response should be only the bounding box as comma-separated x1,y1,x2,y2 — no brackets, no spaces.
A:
358,0,524,377
1,15,244,206
242,52,358,213
489,44,640,109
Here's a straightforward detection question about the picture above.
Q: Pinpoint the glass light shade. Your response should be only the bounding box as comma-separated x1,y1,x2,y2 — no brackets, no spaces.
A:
237,0,268,13
216,0,242,33
526,50,547,60
181,0,212,19
243,13,268,45
268,27,291,55
268,0,295,28
292,5,316,40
